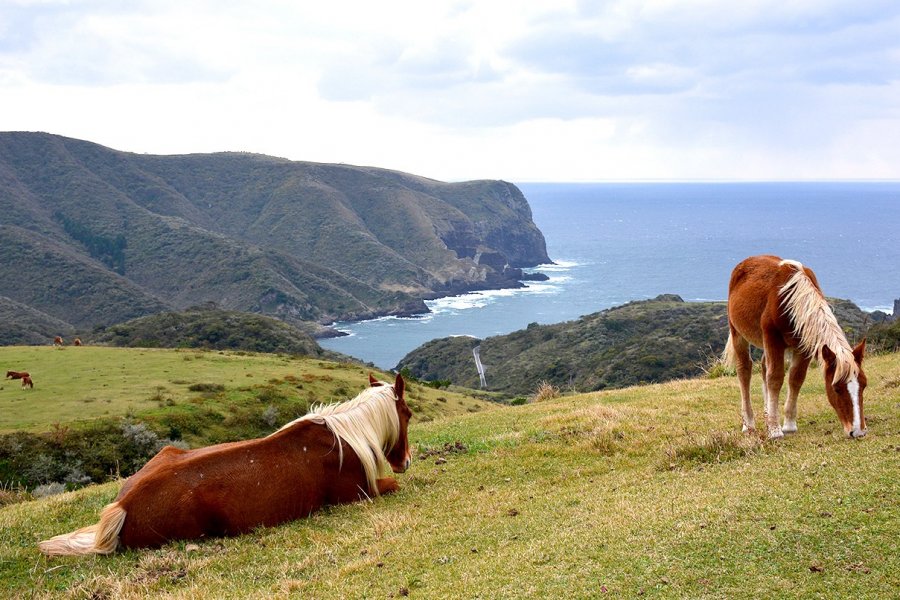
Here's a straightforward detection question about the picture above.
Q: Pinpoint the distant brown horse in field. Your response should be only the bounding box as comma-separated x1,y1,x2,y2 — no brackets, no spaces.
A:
21,376,33,389
725,255,866,439
5,370,29,380
39,373,412,555
73,338,82,346
53,336,63,346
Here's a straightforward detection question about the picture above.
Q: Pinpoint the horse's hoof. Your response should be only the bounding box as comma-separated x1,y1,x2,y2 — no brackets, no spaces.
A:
742,423,756,433
768,428,784,440
782,421,798,434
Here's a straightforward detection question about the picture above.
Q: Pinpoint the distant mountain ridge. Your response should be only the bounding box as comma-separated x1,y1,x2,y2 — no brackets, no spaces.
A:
0,132,550,342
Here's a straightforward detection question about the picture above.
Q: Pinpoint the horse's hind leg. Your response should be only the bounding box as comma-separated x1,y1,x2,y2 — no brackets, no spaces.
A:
782,352,810,434
762,334,786,439
730,331,755,432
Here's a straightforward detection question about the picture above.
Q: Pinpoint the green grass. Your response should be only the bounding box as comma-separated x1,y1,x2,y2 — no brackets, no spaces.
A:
0,346,491,435
1,352,898,598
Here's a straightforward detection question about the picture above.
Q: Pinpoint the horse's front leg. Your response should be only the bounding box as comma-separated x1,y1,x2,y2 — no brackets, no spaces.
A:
783,352,810,434
375,478,399,495
762,336,786,439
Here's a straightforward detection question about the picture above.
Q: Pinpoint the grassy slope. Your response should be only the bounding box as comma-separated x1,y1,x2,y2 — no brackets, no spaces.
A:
1,353,898,599
0,347,492,435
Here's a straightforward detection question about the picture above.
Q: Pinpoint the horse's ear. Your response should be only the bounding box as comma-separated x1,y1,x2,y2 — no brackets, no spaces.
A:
368,373,379,386
394,373,405,399
853,339,866,365
820,345,836,366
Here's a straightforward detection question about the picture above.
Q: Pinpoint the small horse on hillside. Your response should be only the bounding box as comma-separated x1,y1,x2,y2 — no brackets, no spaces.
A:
725,255,866,439
53,336,64,346
5,371,29,380
73,338,83,346
39,373,412,555
21,376,33,389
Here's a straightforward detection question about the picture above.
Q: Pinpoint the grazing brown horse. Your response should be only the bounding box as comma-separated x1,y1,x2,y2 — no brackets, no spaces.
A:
21,376,33,389
39,373,412,556
725,255,866,439
73,338,83,346
53,336,64,346
5,370,29,380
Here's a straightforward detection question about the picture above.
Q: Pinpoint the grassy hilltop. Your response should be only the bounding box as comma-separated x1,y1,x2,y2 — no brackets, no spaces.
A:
0,346,495,492
1,349,897,598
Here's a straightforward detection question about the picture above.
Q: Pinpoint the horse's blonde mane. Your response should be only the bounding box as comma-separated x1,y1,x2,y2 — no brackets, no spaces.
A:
273,384,400,494
779,262,858,383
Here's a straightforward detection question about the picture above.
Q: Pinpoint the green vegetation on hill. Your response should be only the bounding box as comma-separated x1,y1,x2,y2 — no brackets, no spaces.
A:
398,294,873,396
90,306,329,356
0,133,550,343
0,296,75,346
0,346,493,492
867,317,900,352
1,351,896,598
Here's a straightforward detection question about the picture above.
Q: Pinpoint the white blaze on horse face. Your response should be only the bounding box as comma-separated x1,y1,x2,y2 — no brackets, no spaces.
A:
847,376,863,437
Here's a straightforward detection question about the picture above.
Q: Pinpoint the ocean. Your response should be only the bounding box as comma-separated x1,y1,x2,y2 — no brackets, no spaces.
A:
320,182,900,369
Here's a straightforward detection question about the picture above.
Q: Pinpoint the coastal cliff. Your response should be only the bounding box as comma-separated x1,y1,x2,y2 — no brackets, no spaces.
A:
0,132,550,341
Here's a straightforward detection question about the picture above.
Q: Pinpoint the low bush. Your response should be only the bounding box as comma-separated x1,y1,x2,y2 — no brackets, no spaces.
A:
529,380,560,403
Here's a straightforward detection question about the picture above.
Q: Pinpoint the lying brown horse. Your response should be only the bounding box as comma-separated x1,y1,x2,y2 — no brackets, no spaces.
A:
21,376,33,389
5,370,29,380
40,374,412,555
725,255,866,439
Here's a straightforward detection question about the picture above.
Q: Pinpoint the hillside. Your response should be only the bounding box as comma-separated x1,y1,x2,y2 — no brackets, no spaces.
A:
397,295,873,396
0,346,496,492
90,306,330,357
2,352,897,598
0,132,550,341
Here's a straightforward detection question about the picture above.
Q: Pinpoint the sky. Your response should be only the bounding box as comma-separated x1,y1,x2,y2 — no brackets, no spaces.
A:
1,0,899,182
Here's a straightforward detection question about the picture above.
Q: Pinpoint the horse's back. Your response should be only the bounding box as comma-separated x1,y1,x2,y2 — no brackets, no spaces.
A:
727,255,806,347
115,423,341,548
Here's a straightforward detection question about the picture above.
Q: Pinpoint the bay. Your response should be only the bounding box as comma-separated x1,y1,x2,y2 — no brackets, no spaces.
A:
320,182,900,369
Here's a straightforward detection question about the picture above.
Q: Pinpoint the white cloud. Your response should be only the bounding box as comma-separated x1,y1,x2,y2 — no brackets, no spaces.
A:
0,0,898,181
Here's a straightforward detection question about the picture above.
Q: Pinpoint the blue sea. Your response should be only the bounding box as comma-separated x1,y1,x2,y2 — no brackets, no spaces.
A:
320,182,900,369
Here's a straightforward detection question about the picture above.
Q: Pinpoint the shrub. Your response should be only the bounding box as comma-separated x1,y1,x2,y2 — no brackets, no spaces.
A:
256,386,287,403
188,383,226,393
32,482,67,498
262,405,280,428
529,380,560,403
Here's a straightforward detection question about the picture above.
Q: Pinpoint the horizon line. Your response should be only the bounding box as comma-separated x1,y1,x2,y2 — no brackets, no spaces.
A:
508,178,900,185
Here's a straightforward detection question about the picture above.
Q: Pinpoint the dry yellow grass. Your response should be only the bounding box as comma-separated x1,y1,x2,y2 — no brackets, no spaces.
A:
1,352,898,598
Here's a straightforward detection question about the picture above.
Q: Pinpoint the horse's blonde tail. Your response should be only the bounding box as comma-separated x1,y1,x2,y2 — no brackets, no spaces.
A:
38,501,126,556
722,331,738,368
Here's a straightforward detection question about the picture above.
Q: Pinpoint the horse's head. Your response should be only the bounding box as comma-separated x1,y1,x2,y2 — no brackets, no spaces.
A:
371,373,413,473
822,340,867,438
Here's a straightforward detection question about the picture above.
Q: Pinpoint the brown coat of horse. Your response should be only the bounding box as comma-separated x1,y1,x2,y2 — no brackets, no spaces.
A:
21,376,33,389
725,255,866,439
5,371,29,380
39,374,412,555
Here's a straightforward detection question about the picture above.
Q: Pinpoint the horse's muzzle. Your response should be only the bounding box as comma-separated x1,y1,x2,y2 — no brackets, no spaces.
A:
849,428,867,439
